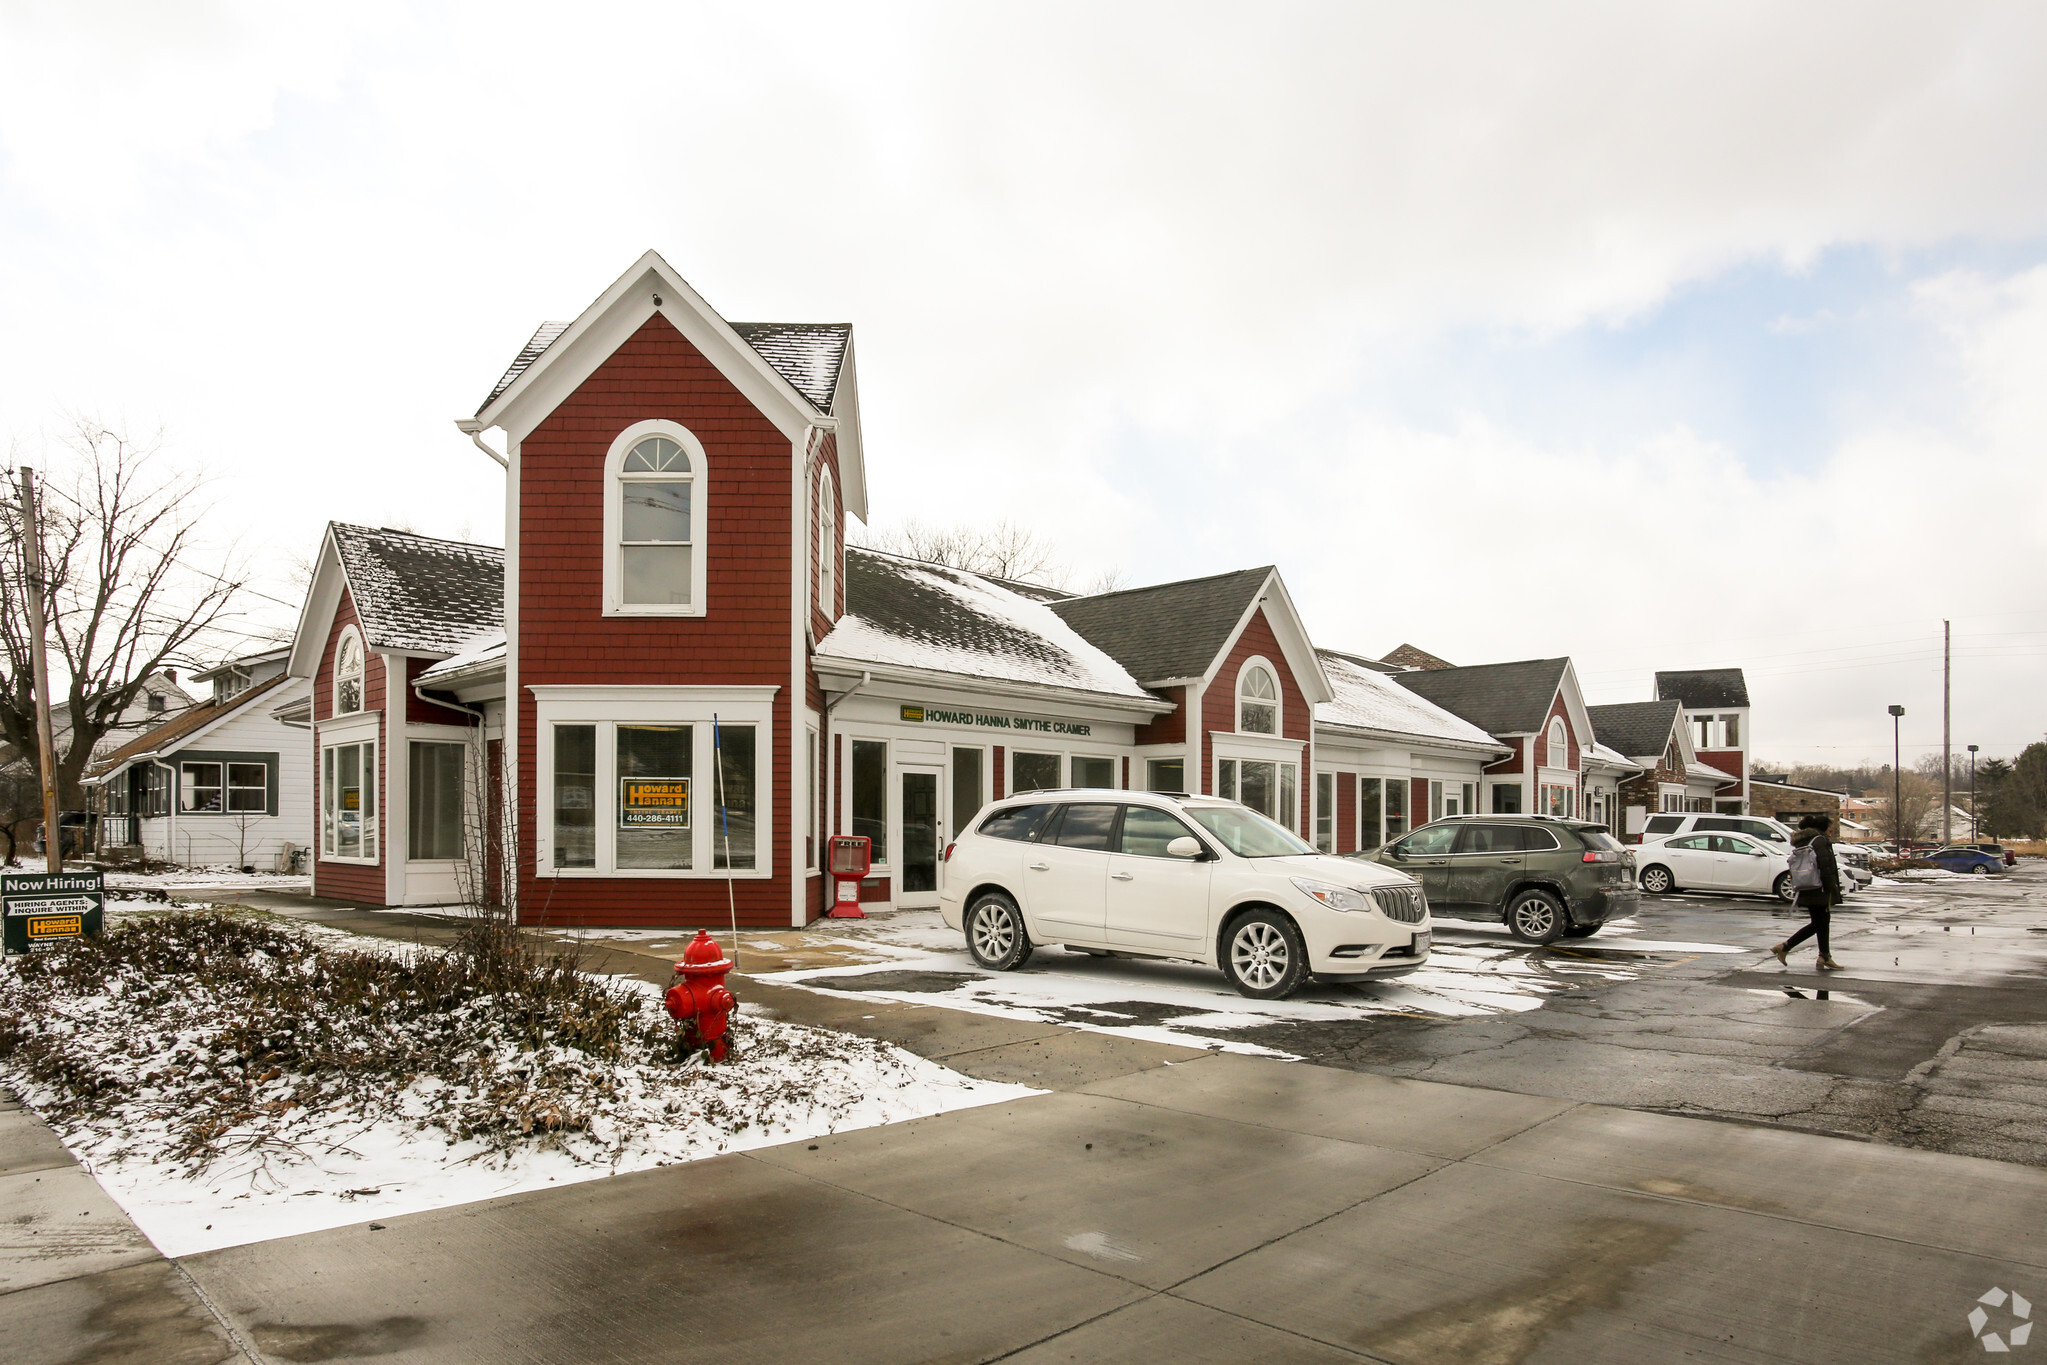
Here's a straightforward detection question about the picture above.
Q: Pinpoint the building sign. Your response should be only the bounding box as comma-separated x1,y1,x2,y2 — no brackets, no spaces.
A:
899,706,1091,737
3,871,105,954
620,777,689,827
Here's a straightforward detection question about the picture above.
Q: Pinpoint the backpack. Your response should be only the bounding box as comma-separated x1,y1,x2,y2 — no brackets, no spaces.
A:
1788,839,1824,891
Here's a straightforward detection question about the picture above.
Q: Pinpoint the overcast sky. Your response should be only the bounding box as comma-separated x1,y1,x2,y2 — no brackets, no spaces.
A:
5,2,2046,767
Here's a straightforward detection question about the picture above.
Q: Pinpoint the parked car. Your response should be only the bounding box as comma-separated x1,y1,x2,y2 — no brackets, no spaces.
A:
1635,831,1795,901
1632,812,1796,848
940,789,1431,1000
1360,815,1637,945
1921,846,2005,876
1832,843,1874,890
1956,841,2017,867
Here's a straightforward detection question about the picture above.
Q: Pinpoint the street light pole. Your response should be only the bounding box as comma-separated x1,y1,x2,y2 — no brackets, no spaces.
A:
1968,743,1980,841
1888,704,1906,849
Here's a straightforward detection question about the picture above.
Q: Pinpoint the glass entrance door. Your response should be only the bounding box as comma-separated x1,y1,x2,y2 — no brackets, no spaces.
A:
898,767,944,901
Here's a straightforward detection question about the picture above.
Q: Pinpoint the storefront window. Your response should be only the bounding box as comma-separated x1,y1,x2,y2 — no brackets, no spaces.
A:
553,725,596,869
712,723,755,871
1221,758,1297,829
1359,777,1384,850
1385,778,1408,841
1071,755,1115,789
408,742,466,861
1430,780,1444,821
322,740,377,860
1146,759,1184,792
1314,773,1335,853
951,747,984,842
852,739,888,861
1013,751,1060,793
616,724,692,871
1493,783,1523,814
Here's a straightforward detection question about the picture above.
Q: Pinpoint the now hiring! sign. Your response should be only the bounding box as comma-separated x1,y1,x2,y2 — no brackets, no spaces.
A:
2,871,105,953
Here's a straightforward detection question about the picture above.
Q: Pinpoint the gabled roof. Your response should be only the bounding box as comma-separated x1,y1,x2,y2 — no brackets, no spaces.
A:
1392,658,1572,736
331,526,504,654
1656,668,1751,709
816,549,1154,700
468,251,868,519
87,674,298,779
1047,568,1273,685
1381,643,1455,671
1315,651,1503,751
1586,699,1685,761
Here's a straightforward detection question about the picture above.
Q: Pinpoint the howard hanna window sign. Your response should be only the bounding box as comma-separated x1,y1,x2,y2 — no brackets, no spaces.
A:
2,871,105,954
621,777,690,827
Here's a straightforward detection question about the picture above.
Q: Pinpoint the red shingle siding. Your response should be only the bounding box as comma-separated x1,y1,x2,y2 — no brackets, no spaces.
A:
514,313,795,927
1485,737,1525,775
312,587,386,903
1201,609,1312,832
1133,686,1185,745
1336,772,1357,855
1538,694,1580,770
406,657,481,727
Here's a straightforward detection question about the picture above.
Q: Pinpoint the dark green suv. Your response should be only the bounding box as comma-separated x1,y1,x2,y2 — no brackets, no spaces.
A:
1359,816,1638,944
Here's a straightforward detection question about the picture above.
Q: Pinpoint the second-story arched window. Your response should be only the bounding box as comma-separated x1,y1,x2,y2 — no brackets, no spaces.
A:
603,422,708,615
1549,717,1570,769
335,629,364,715
1238,662,1279,735
817,464,838,620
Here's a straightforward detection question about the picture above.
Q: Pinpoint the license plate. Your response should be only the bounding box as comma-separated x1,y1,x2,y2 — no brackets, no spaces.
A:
1411,931,1431,955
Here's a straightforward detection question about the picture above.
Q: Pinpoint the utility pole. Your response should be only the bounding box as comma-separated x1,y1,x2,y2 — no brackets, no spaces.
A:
1942,620,1952,844
1968,743,1980,841
1888,704,1906,849
18,468,62,873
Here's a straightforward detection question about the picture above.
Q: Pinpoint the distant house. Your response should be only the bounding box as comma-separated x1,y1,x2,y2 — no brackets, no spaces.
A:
86,648,313,869
1585,699,1738,833
1746,777,1846,831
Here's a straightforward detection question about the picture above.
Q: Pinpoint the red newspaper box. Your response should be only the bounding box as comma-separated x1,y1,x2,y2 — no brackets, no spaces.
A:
827,835,872,918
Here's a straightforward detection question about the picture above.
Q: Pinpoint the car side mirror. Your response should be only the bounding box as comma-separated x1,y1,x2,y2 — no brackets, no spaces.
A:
1166,836,1203,860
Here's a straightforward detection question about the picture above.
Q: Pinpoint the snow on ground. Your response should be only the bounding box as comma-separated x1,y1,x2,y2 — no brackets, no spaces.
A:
102,867,311,891
752,909,1691,1058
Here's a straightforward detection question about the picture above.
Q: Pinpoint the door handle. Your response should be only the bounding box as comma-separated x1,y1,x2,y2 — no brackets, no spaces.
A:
1028,862,1050,871
1110,872,1134,881
1501,858,1521,865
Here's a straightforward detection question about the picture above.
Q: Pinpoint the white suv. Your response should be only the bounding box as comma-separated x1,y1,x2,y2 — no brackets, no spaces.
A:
938,788,1430,1000
1635,813,1796,848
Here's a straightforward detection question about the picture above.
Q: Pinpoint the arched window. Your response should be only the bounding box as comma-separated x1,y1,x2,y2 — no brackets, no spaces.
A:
817,465,838,620
1549,717,1570,769
335,629,364,715
1238,662,1279,735
603,422,708,615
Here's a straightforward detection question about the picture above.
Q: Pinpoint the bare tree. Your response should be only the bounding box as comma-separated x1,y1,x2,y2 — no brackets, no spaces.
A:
1079,566,1131,596
0,756,38,865
858,518,1069,587
0,422,246,809
1882,772,1943,843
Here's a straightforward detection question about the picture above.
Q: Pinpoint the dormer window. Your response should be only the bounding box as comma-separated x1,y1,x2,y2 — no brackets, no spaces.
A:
1238,662,1279,735
335,630,364,715
603,423,708,616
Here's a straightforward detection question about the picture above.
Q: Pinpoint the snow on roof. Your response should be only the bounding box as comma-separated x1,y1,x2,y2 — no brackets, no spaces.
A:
416,630,507,685
1686,762,1738,787
818,549,1153,699
1584,741,1642,771
332,525,504,655
1314,651,1502,748
729,323,850,412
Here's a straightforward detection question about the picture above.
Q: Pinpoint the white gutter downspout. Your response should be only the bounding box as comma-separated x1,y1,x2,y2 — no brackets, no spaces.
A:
454,419,508,469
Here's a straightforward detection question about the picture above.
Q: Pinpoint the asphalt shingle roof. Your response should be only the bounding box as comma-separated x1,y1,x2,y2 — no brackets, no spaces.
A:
1046,568,1272,685
331,525,504,655
88,674,294,777
1391,658,1570,736
1656,668,1751,709
818,549,1151,699
1316,651,1502,748
479,320,850,416
1586,699,1684,761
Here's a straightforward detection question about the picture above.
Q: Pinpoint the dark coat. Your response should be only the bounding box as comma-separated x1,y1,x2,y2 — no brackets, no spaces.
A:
1791,828,1842,909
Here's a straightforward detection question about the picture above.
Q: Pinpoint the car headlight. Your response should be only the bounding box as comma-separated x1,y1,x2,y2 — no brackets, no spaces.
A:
1291,877,1371,912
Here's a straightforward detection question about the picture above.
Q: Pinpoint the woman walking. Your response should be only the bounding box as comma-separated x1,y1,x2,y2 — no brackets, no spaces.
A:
1771,814,1843,970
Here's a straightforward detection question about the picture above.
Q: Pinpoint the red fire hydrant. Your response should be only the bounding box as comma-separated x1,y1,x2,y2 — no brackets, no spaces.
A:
664,930,737,1062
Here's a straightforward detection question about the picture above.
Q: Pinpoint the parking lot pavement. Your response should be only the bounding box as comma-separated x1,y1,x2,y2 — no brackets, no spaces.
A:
175,1053,2047,1364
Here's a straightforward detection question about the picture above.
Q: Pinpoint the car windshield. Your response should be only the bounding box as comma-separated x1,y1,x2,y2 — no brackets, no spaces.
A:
1185,805,1317,857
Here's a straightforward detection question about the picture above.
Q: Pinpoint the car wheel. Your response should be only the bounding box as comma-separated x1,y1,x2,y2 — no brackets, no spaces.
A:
965,893,1033,971
1562,923,1601,939
1505,890,1567,944
1970,864,1990,876
1639,865,1675,895
1773,873,1795,902
1220,910,1307,1000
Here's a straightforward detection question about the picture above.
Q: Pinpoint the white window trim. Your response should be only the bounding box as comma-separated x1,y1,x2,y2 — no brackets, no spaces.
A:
404,738,471,867
816,465,837,623
1235,655,1282,736
320,737,380,865
532,685,774,878
601,419,710,618
334,625,366,717
176,759,269,816
1214,754,1301,830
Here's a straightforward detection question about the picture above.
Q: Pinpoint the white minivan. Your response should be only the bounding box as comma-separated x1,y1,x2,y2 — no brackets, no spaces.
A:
939,788,1430,999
